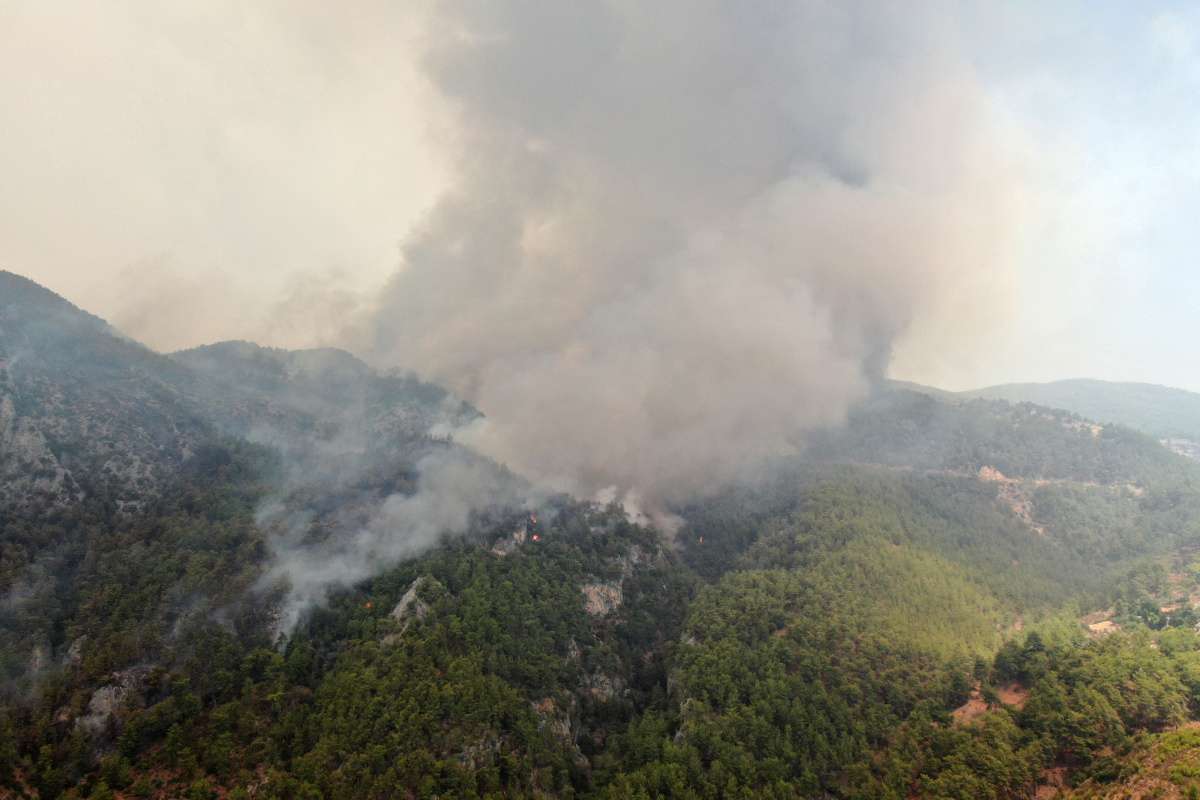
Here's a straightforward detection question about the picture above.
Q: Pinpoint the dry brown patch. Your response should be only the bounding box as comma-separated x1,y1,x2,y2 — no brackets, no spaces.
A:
978,466,1047,535
1081,608,1114,625
951,684,990,727
996,681,1030,710
951,681,1029,726
1035,766,1068,799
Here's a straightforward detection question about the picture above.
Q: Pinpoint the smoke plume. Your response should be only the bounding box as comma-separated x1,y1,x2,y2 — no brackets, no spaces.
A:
367,1,1021,505
259,447,524,634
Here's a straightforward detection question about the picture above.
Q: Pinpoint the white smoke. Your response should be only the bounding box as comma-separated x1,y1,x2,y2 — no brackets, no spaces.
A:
259,447,524,634
366,1,1023,506
259,1,1027,628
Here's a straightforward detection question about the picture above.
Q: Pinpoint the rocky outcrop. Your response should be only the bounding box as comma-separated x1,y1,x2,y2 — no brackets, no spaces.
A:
579,545,658,617
532,697,573,744
581,671,626,702
0,394,80,512
581,581,623,617
391,576,436,626
490,526,527,557
383,576,441,644
613,544,650,578
75,666,154,738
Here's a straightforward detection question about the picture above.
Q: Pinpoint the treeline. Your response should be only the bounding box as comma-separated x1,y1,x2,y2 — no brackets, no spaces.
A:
602,566,1200,798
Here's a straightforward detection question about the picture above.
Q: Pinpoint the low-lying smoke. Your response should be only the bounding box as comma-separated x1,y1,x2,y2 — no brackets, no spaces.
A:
368,1,1021,507
259,447,524,634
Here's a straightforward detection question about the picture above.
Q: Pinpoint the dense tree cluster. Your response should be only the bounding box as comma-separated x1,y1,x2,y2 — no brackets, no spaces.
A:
7,374,1200,797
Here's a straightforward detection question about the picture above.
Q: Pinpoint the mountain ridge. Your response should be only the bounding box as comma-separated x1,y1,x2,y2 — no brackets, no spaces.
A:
965,378,1200,441
0,273,470,516
893,376,1200,445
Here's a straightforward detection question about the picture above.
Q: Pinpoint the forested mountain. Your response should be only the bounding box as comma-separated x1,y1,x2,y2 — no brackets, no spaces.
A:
0,271,467,519
7,274,1200,798
0,271,209,514
901,377,1200,445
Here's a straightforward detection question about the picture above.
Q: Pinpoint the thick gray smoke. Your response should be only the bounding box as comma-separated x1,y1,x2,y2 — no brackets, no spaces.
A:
368,1,1020,506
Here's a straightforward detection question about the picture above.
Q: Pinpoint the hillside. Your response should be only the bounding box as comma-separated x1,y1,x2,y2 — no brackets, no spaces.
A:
0,275,480,709
0,273,468,519
1063,726,1200,799
0,271,214,515
170,341,474,449
963,379,1200,443
5,274,1200,798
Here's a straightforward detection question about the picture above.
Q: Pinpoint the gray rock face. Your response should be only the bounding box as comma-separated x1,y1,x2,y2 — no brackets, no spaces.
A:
382,576,442,644
75,666,153,737
0,392,82,512
391,576,437,627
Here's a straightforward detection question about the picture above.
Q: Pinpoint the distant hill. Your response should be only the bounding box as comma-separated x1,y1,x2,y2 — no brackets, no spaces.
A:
885,378,959,401
890,377,1200,443
0,271,471,516
808,386,1187,485
962,379,1200,442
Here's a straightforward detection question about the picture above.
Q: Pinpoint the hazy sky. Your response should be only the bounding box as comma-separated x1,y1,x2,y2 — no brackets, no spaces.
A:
954,2,1200,392
2,2,1198,392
